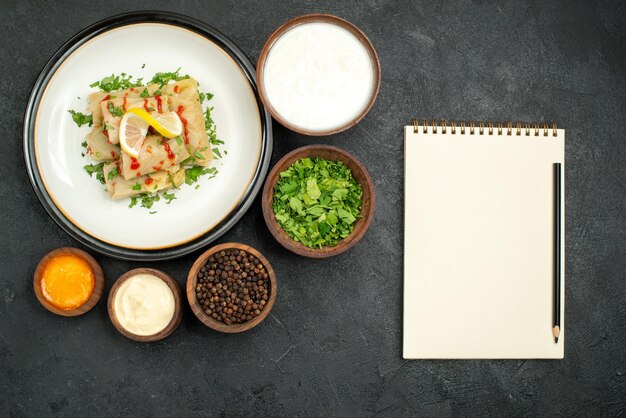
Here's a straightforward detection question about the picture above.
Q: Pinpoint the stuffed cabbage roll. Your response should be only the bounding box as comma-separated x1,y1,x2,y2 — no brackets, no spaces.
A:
120,135,189,180
100,96,165,145
85,129,120,161
163,78,212,166
104,162,185,200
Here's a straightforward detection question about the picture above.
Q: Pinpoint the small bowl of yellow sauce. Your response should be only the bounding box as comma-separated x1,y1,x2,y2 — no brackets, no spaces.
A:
33,247,104,316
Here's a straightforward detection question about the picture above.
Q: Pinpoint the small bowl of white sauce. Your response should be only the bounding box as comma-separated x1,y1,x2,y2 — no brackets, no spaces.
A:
108,268,183,342
257,14,381,136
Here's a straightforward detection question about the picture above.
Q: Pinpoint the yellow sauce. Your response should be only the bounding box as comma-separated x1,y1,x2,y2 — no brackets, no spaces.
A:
40,255,95,310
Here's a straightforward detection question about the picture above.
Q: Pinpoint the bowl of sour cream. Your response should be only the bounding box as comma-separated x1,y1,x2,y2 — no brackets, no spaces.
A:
257,14,381,136
108,268,183,342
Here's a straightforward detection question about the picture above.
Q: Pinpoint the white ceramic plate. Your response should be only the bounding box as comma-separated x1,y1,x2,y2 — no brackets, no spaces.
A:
24,13,272,260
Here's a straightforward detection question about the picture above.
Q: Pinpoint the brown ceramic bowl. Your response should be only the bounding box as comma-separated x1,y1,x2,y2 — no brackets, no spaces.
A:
33,247,104,316
108,268,183,342
187,243,277,333
256,13,381,136
262,145,375,258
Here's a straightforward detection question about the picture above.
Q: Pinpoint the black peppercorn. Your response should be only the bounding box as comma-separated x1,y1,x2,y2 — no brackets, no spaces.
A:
196,249,270,325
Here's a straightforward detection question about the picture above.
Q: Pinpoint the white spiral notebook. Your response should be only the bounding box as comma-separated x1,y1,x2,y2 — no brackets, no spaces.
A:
403,120,565,359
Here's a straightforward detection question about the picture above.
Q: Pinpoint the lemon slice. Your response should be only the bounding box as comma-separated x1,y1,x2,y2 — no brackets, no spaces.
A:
126,108,183,139
119,112,149,158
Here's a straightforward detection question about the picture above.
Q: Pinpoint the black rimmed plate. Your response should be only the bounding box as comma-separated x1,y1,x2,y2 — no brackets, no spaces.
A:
23,11,272,261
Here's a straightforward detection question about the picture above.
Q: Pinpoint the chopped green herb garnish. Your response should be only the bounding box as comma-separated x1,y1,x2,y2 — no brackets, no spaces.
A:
132,183,141,191
81,153,85,157
140,88,149,98
167,172,179,189
154,89,162,96
141,63,146,69
68,110,93,127
185,166,217,185
90,73,143,92
213,148,222,159
175,136,183,145
272,157,363,249
195,184,200,189
148,67,190,87
193,150,205,160
84,163,105,184
129,197,138,208
163,191,176,204
81,141,88,148
140,193,160,209
107,102,124,117
149,211,157,214
107,167,118,180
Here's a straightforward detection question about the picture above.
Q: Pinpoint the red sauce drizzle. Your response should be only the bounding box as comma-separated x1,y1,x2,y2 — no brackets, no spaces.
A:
145,178,154,186
130,87,135,92
176,105,189,144
122,97,127,111
159,160,164,165
174,85,179,94
162,140,175,160
110,151,116,158
155,95,163,113
143,99,150,112
130,157,140,170
100,95,110,102
153,166,162,171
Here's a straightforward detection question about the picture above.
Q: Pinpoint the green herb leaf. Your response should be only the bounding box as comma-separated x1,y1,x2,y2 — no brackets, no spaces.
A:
68,110,93,127
107,102,124,117
81,141,88,148
107,167,118,180
90,73,143,92
148,67,190,87
140,88,149,98
185,166,218,185
140,193,160,209
163,191,176,204
132,183,141,191
129,196,138,208
271,157,363,248
84,163,105,184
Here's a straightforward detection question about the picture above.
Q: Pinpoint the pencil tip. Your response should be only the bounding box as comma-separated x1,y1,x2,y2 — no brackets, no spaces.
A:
555,336,559,343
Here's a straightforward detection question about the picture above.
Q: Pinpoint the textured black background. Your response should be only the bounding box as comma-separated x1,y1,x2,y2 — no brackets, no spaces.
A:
1,0,625,416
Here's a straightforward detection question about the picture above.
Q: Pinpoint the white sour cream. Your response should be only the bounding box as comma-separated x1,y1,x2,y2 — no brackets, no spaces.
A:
113,274,175,336
263,22,375,132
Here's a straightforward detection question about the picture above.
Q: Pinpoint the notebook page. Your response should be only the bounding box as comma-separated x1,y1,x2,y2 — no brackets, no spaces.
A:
403,126,565,359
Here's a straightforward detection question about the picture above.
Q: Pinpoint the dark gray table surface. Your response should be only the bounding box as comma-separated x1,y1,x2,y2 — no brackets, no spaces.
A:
1,0,624,416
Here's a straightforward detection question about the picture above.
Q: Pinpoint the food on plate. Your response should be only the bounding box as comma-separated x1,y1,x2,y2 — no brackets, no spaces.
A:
70,68,225,211
272,157,363,248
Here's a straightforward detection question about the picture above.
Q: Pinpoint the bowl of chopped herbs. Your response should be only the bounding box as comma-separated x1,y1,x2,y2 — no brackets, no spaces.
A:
262,145,375,258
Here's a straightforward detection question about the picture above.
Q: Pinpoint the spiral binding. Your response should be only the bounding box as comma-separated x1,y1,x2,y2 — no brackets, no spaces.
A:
412,118,558,137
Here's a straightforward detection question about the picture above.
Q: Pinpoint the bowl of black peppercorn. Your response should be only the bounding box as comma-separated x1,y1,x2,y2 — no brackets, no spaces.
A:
186,243,277,333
